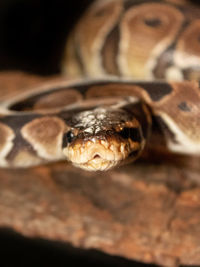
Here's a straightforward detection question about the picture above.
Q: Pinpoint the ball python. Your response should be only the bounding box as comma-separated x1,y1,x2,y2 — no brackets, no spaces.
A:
1,0,200,171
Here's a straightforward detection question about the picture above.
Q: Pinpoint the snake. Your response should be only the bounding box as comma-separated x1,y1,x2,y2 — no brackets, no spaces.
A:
0,0,200,171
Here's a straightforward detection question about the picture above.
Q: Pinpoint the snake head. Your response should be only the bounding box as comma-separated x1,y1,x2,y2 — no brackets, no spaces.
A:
62,107,146,171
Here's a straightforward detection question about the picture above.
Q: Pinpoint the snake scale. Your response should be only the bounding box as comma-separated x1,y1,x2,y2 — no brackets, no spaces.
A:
1,0,200,171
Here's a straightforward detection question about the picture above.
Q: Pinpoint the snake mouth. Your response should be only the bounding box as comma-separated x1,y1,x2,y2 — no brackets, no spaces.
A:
63,138,142,171
62,106,146,171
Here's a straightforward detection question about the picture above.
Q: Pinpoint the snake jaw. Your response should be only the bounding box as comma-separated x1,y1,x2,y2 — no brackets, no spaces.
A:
62,107,145,171
63,137,142,171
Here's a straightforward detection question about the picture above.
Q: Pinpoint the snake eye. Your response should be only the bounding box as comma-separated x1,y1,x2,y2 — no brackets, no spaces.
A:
66,131,74,143
62,131,74,148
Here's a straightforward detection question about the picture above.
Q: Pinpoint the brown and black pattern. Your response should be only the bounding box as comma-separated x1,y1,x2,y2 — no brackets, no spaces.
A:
0,76,199,170
62,0,200,81
0,0,200,170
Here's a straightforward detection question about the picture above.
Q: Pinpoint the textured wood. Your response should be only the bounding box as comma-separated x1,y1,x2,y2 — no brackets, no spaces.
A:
1,161,200,267
0,71,200,267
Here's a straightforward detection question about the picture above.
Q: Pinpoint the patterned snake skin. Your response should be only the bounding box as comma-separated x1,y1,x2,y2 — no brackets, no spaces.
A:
0,0,200,171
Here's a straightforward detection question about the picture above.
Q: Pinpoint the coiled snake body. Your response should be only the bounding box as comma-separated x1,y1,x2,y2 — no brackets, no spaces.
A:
1,0,200,171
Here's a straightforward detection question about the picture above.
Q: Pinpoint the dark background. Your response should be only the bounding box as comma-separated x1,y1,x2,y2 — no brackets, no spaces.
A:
0,0,197,266
0,0,93,75
1,228,158,267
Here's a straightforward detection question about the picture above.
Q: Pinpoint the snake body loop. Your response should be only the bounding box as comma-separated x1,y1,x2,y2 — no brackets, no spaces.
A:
1,0,200,171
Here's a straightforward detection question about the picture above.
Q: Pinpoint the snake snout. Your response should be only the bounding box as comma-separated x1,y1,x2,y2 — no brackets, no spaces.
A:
62,129,145,171
62,138,118,171
62,107,146,171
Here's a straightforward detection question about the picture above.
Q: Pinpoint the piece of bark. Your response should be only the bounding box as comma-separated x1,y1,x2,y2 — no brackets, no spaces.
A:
0,161,200,267
0,71,200,267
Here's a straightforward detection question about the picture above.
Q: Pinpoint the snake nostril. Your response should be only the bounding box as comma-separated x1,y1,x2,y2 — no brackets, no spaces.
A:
93,154,101,159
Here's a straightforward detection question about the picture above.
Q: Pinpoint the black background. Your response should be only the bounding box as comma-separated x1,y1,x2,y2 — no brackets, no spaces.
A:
0,0,93,74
